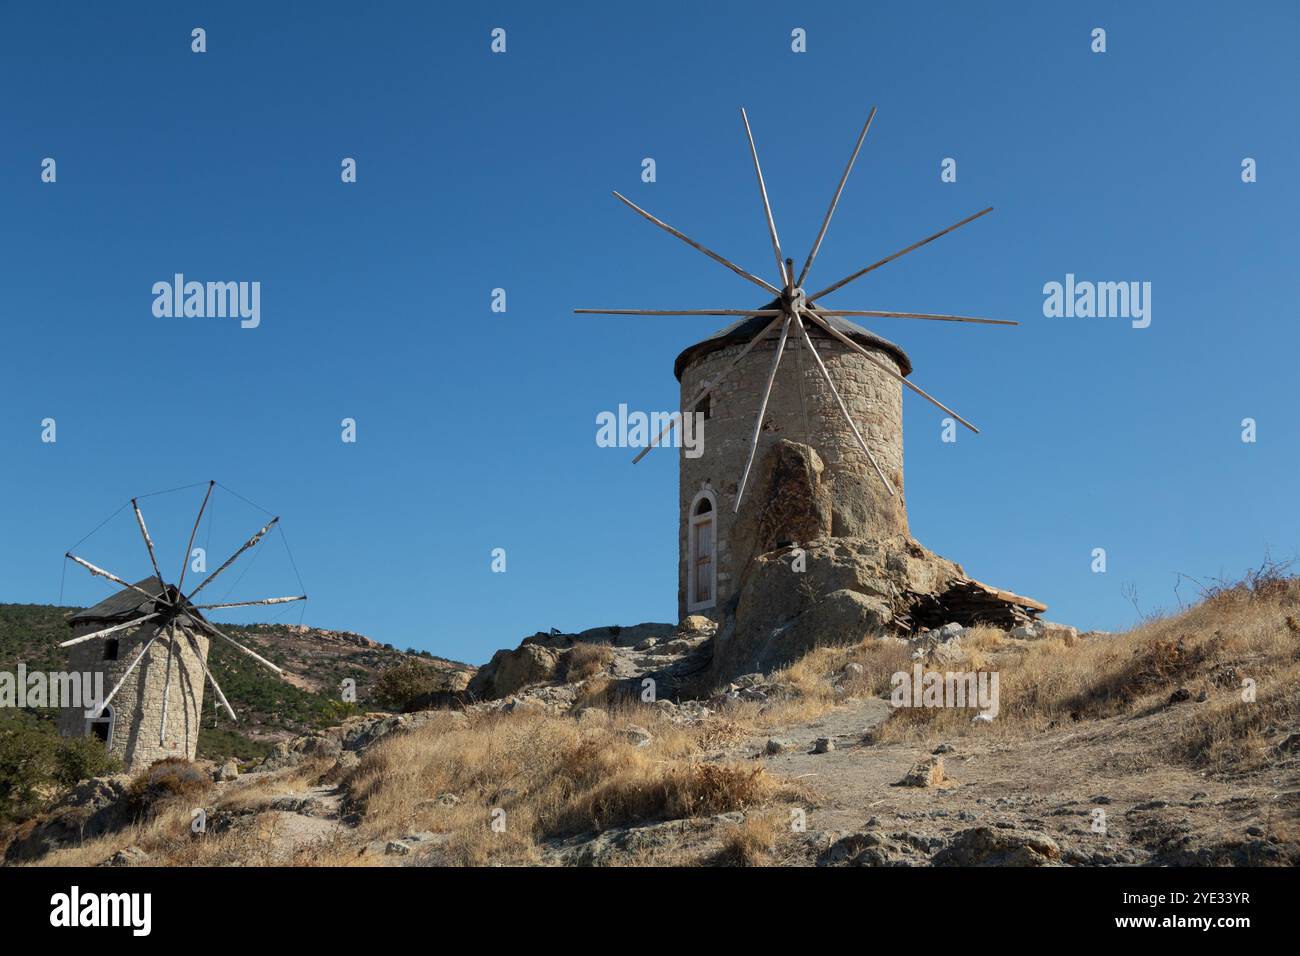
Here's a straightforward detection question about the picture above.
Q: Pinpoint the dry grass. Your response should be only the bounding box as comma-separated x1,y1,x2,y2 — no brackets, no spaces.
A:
710,636,914,730
559,643,615,682
871,576,1300,770
343,703,798,865
22,569,1299,867
712,812,779,866
26,757,339,867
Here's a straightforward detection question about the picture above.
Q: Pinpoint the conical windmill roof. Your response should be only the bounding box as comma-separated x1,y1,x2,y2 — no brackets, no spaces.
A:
673,300,913,381
69,576,204,625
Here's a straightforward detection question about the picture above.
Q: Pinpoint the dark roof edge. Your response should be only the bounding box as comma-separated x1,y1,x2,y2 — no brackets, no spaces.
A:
673,303,913,381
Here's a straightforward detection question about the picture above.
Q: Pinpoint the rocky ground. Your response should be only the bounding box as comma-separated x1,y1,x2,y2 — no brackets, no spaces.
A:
9,602,1298,868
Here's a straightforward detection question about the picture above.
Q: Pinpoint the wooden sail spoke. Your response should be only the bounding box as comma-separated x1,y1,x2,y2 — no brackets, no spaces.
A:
59,612,159,648
611,191,782,296
131,499,171,605
192,595,307,610
812,308,1016,326
158,623,176,745
186,516,279,600
797,107,876,288
182,629,237,722
632,314,787,464
801,310,980,433
176,480,215,595
574,309,782,317
795,310,896,495
739,108,789,287
91,629,162,718
66,553,164,606
734,314,793,512
183,614,284,676
809,207,993,301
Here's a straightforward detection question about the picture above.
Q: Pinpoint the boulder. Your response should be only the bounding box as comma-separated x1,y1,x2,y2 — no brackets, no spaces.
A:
932,826,1061,866
895,756,946,788
467,644,561,700
677,615,716,636
619,725,653,748
214,759,240,782
707,535,964,686
99,846,150,867
730,441,832,570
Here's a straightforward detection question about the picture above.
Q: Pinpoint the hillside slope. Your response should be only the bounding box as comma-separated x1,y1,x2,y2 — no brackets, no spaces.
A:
0,603,475,760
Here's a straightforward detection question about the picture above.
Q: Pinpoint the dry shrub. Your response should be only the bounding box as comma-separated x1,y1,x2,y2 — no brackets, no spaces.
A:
571,676,616,711
343,704,788,865
128,757,210,816
1172,660,1300,771
714,813,778,866
875,564,1300,755
560,643,615,682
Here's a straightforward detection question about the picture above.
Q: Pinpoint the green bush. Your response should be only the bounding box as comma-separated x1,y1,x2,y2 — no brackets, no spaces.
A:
52,735,121,788
197,726,275,762
0,710,121,823
374,658,452,711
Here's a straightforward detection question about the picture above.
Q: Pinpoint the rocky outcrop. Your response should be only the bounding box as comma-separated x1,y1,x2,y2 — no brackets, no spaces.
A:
5,774,134,863
708,535,964,685
731,441,833,569
467,644,561,700
932,827,1062,866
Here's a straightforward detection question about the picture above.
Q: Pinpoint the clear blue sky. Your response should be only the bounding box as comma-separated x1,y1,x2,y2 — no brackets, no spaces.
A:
2,2,1296,665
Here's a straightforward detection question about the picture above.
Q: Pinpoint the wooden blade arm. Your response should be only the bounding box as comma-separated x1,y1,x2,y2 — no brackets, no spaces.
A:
801,310,979,433
797,107,876,288
131,499,172,605
60,612,159,648
795,310,895,495
632,313,787,464
185,516,279,600
739,107,788,287
611,191,782,296
183,614,283,676
192,595,306,610
734,314,793,512
809,207,993,301
176,480,215,595
65,553,162,606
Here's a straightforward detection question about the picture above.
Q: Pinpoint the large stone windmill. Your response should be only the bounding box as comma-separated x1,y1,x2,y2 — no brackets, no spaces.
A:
57,481,305,772
577,107,1020,622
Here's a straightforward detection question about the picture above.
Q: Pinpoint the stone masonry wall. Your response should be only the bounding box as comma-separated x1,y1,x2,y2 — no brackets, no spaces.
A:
59,619,210,773
678,324,907,620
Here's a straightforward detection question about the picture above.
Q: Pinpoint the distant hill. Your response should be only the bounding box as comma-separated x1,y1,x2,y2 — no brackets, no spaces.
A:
0,603,475,761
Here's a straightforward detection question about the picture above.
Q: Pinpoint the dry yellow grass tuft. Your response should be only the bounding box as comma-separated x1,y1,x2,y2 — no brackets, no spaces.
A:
342,703,798,865
559,643,615,682
713,812,779,866
873,575,1300,767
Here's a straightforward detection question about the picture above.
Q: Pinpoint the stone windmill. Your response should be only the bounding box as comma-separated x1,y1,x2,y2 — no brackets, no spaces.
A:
58,481,305,772
576,108,1019,620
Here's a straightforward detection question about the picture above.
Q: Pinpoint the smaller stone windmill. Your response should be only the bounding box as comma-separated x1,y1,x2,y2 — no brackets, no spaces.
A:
577,107,1019,619
58,481,305,772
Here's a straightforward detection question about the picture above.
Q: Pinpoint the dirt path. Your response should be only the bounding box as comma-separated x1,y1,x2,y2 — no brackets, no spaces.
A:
730,696,1297,865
